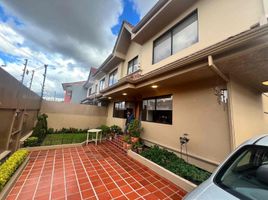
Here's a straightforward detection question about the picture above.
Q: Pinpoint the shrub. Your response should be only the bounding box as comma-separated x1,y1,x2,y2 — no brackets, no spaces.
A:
53,128,88,134
141,146,211,185
0,149,29,191
47,128,54,134
97,125,110,136
128,119,143,138
123,135,131,144
32,113,48,142
24,137,39,147
110,125,122,134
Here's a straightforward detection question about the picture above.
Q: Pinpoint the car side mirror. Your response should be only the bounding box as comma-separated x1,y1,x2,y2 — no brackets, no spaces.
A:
256,165,268,185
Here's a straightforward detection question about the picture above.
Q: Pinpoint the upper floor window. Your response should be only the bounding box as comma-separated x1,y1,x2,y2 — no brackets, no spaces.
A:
128,56,139,75
99,78,105,91
66,90,72,98
153,11,198,64
95,84,98,93
87,88,92,96
109,69,118,86
142,95,172,124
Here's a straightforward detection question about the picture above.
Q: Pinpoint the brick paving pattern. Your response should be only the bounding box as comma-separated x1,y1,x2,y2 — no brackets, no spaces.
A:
6,142,186,200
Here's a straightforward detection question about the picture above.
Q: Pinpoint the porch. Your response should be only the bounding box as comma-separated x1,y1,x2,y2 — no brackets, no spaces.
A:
6,142,186,200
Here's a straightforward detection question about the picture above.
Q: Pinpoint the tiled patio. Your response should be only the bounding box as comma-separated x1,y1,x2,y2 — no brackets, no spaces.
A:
6,142,186,200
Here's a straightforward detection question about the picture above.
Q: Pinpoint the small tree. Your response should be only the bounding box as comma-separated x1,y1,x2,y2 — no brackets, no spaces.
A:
32,114,48,142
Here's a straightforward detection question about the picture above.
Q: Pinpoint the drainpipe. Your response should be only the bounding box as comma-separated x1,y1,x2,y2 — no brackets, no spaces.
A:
260,0,268,25
208,55,229,82
208,56,235,151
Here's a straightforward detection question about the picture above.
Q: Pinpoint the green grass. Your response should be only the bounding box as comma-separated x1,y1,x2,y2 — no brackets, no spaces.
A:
41,133,88,146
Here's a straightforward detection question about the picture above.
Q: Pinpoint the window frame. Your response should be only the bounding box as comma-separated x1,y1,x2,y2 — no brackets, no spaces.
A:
127,56,139,75
141,95,173,125
152,10,198,64
87,87,92,96
113,101,126,119
108,68,118,87
99,77,105,91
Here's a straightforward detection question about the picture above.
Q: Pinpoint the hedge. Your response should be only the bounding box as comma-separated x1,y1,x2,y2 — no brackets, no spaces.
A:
0,149,29,191
141,146,211,185
24,137,39,147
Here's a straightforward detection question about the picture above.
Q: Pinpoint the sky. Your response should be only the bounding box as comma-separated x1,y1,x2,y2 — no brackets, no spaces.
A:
0,0,157,100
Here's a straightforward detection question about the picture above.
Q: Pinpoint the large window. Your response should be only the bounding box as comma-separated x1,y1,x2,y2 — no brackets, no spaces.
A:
109,69,118,86
99,78,105,91
128,56,139,74
142,95,172,124
113,101,135,118
153,11,198,64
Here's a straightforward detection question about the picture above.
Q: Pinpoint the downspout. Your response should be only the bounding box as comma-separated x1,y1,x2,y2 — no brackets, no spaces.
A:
208,56,235,151
260,0,268,25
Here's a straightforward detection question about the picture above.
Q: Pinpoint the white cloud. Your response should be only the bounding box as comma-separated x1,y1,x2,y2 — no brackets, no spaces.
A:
130,0,158,19
0,0,125,98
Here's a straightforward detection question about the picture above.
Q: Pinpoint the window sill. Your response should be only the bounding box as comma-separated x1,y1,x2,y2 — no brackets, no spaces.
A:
141,120,172,125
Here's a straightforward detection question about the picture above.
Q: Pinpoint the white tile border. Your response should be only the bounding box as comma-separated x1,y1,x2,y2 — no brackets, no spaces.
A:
127,150,197,193
23,142,86,151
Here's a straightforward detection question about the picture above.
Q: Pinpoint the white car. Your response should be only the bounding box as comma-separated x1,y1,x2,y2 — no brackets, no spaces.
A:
184,135,268,200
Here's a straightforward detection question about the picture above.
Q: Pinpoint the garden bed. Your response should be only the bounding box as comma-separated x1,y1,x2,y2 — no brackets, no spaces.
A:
0,150,29,199
140,146,211,185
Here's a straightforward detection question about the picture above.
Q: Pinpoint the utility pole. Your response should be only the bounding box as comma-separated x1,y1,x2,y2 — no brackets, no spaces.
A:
29,70,35,90
21,59,28,83
40,64,48,101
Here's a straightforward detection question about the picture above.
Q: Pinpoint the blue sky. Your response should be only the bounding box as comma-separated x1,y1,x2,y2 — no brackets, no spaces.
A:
112,0,140,35
0,0,157,98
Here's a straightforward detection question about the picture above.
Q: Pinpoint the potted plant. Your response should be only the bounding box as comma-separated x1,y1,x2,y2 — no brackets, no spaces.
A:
128,119,143,143
97,125,110,139
110,125,122,139
126,138,132,150
132,141,143,154
123,135,130,149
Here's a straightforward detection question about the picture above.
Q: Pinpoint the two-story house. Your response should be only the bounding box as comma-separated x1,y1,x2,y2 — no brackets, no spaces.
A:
62,81,87,104
84,0,268,172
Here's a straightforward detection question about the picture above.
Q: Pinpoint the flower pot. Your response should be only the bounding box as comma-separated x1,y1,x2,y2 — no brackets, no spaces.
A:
126,143,132,150
123,142,127,149
131,137,139,143
137,147,143,154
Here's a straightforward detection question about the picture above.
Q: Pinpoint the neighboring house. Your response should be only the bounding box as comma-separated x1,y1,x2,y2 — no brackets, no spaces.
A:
62,81,87,104
81,67,99,105
84,0,268,172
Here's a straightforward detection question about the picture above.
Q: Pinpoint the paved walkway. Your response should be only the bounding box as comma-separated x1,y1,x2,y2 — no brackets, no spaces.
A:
6,142,186,200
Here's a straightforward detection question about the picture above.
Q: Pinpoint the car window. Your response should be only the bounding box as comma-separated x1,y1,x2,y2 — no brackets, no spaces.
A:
214,145,268,200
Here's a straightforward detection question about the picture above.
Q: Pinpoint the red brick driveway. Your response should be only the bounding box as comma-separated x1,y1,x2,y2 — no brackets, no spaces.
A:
6,142,186,200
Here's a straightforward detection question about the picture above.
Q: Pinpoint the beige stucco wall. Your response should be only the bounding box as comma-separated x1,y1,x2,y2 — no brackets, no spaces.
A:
40,101,107,130
139,0,263,74
122,42,142,76
228,78,268,147
106,79,231,171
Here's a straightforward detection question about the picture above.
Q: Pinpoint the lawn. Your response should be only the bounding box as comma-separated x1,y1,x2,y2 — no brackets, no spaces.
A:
41,133,88,146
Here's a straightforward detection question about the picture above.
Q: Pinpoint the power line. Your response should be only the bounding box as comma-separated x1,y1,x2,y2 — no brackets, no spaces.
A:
0,33,46,66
